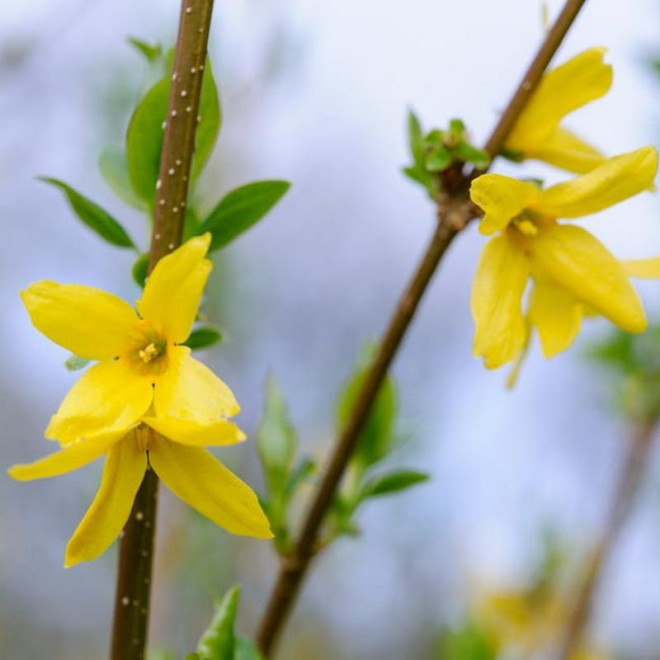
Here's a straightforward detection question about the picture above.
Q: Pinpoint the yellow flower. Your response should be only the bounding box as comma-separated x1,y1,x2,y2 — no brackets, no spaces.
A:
10,233,272,565
505,48,612,174
10,423,272,567
20,234,235,445
470,146,658,370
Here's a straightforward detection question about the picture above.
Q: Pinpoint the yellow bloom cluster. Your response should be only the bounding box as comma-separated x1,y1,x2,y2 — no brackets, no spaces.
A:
470,49,660,378
10,234,271,567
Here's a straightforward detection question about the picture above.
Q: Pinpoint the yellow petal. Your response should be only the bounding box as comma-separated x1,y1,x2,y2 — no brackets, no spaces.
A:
8,429,127,481
525,127,605,174
21,282,138,361
154,346,239,422
149,439,272,538
537,147,658,218
622,257,660,279
530,224,646,333
471,174,540,235
143,416,245,447
65,435,147,567
471,234,530,369
137,234,212,343
506,48,612,152
46,359,153,444
528,281,583,358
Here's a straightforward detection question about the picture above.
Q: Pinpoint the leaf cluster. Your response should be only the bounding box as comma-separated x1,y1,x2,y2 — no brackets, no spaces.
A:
403,112,490,199
256,347,429,555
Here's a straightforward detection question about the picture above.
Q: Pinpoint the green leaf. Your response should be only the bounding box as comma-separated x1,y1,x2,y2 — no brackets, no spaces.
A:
407,110,425,168
192,64,222,182
127,37,163,64
132,253,150,288
99,147,146,210
198,180,291,252
65,354,91,371
359,469,429,500
125,77,170,203
184,326,223,350
586,329,637,375
402,165,432,188
454,142,490,169
234,638,263,660
40,178,136,249
337,351,397,469
196,587,240,660
257,374,298,496
448,118,466,139
125,61,221,204
425,147,452,172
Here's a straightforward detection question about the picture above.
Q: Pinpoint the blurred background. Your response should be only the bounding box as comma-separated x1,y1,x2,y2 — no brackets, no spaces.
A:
2,0,660,658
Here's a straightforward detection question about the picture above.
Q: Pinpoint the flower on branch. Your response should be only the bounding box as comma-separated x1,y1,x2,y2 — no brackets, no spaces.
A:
9,234,272,566
504,48,612,174
469,146,659,373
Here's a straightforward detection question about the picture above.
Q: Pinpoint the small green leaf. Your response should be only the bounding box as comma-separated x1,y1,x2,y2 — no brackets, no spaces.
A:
127,37,163,63
359,469,429,500
132,253,150,288
448,118,466,139
184,326,223,350
196,587,240,660
234,638,263,660
440,621,497,660
407,110,425,168
337,350,397,469
257,374,298,496
125,77,170,203
198,181,291,252
40,178,136,249
402,165,432,187
65,354,91,371
192,64,222,182
499,147,524,163
425,147,452,172
99,147,146,210
454,142,490,169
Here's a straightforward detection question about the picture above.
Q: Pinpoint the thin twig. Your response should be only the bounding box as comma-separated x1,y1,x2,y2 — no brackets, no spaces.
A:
110,2,215,658
559,420,656,659
256,0,589,655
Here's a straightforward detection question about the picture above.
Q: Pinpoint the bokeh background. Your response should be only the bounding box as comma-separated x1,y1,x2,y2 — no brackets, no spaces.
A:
2,1,660,658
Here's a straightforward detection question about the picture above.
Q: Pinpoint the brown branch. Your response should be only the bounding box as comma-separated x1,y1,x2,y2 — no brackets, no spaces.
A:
255,1,589,655
559,420,656,659
110,2,215,659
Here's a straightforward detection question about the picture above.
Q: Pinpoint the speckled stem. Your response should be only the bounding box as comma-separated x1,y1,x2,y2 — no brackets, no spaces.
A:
110,2,215,659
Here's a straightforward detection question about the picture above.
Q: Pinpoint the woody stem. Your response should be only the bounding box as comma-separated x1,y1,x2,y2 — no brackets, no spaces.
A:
110,2,215,659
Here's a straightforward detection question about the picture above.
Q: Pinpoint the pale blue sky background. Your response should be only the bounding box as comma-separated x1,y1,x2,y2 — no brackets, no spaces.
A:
1,1,660,658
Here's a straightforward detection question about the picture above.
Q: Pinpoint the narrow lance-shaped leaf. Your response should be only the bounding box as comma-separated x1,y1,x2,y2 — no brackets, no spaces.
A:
234,639,264,660
359,469,430,500
39,178,137,249
183,326,223,350
65,354,91,371
257,374,297,495
198,180,291,252
127,36,162,64
196,587,240,660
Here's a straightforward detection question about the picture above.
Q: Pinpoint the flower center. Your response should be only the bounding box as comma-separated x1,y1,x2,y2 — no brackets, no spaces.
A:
139,342,163,363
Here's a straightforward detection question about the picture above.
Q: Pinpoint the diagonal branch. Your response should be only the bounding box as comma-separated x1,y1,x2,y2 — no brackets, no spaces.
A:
559,420,656,659
256,0,589,655
110,2,215,659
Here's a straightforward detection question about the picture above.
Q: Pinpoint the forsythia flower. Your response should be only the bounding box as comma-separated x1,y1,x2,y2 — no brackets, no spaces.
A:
504,48,612,174
470,146,658,370
9,234,272,566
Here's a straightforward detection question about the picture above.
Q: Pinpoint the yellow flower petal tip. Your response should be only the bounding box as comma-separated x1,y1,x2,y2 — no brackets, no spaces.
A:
504,48,613,174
